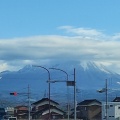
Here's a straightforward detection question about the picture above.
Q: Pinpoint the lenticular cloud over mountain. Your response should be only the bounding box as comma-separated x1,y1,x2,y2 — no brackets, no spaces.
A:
1,28,120,74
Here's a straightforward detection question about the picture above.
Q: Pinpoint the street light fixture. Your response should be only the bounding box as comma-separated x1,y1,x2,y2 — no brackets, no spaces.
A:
49,68,76,120
33,65,51,120
49,68,70,120
33,65,76,120
97,79,108,120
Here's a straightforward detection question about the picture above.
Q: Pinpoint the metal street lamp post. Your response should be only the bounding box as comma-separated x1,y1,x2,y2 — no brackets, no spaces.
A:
49,68,70,120
33,65,51,120
50,68,76,120
28,85,31,120
33,65,76,120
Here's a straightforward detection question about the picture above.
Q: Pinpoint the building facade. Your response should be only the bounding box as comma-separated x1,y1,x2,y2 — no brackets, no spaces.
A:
31,98,65,119
77,99,101,120
102,102,120,120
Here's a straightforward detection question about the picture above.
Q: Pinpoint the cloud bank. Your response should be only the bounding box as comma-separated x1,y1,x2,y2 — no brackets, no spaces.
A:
0,26,120,73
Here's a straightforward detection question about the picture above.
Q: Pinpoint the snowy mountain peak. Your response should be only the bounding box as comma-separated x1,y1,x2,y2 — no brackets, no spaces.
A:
80,61,112,74
95,62,112,74
18,65,32,72
80,61,89,70
18,64,39,73
16,61,113,75
0,60,120,103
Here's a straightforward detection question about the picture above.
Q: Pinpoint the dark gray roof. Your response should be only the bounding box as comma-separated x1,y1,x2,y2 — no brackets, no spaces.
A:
113,97,120,102
78,99,101,106
32,98,59,105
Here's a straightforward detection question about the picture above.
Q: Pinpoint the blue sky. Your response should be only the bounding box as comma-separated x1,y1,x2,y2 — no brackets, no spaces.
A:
1,0,120,38
0,0,120,73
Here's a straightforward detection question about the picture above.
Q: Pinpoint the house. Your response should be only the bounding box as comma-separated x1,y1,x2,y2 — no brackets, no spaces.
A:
5,107,14,116
31,98,65,119
14,105,28,119
101,97,120,120
77,99,101,120
102,97,120,120
102,101,120,120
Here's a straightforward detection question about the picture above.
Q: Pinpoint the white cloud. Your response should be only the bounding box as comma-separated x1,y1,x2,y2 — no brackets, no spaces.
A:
0,61,18,72
0,26,120,73
58,26,104,38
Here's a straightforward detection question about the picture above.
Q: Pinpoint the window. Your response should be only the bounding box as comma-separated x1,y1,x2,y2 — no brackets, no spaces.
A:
109,116,114,117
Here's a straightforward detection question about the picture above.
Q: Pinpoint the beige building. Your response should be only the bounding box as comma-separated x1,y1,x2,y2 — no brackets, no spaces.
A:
76,99,101,120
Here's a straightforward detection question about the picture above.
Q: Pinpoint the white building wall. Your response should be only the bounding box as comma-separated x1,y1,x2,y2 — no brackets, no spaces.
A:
102,102,120,120
115,105,120,119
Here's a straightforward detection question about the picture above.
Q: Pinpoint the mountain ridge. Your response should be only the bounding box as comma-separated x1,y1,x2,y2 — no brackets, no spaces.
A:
0,61,120,105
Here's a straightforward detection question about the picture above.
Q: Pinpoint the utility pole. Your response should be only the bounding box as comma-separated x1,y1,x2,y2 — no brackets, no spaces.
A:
74,68,76,120
97,79,108,120
10,86,31,120
28,84,31,120
105,79,108,120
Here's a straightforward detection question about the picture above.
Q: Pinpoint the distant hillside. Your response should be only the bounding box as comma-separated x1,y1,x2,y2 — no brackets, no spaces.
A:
0,61,120,106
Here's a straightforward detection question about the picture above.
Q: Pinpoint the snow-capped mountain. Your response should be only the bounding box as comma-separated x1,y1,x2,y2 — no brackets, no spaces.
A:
0,61,120,105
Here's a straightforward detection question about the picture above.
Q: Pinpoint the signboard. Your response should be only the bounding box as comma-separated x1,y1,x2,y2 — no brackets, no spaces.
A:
66,81,75,86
